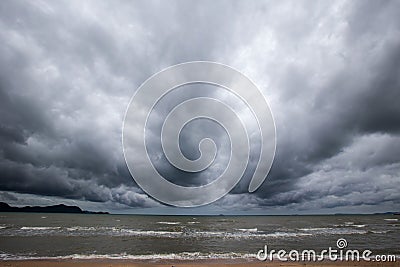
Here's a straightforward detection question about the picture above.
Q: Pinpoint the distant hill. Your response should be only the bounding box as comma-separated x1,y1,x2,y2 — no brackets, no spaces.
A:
373,212,400,215
0,202,108,214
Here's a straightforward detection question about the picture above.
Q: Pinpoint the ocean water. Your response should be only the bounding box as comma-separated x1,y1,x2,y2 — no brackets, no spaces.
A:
0,213,399,260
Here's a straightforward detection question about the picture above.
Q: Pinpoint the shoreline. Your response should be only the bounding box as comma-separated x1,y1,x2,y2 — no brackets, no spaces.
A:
0,259,399,267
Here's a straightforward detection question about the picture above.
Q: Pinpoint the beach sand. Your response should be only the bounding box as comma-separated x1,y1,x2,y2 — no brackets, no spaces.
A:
0,260,399,267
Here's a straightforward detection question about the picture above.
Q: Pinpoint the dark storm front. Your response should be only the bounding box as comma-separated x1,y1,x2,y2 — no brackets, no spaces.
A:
0,214,398,259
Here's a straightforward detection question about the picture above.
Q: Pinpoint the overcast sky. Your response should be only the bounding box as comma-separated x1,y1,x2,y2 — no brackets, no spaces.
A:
0,0,399,214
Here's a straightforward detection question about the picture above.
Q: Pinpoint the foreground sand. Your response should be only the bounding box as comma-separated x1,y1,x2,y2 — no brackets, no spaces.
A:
0,260,399,267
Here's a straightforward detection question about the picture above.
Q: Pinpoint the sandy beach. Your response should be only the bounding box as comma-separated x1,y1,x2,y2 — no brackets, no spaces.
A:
0,260,399,267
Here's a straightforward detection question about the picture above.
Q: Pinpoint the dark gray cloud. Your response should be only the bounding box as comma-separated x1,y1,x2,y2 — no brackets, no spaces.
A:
0,0,399,213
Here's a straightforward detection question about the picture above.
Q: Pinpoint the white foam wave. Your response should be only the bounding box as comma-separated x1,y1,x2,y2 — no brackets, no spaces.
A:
118,229,183,237
156,221,181,225
20,227,61,230
265,232,312,238
192,231,312,238
299,227,333,231
299,227,367,235
336,223,368,228
370,230,390,234
236,228,258,232
66,226,97,231
384,218,398,222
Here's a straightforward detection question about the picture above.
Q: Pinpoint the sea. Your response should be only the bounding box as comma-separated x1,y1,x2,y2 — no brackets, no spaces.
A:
0,213,399,261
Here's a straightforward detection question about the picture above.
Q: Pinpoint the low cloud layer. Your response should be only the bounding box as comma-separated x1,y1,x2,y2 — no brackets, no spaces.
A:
0,0,399,213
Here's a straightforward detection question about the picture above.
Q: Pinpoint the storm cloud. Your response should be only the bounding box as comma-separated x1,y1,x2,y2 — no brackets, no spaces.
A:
0,0,399,213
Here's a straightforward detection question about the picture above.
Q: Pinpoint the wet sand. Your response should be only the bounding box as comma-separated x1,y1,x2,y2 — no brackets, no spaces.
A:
0,260,399,267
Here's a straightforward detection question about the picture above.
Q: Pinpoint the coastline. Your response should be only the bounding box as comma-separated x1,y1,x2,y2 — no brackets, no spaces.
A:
0,259,399,267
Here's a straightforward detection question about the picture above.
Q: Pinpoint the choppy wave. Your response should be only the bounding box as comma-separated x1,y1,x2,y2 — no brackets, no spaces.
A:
384,218,398,222
1,225,375,238
157,221,181,225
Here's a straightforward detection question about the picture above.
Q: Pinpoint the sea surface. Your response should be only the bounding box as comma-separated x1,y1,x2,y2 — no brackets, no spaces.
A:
0,213,399,260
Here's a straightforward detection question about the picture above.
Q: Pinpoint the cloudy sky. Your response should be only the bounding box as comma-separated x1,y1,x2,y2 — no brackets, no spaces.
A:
0,0,399,214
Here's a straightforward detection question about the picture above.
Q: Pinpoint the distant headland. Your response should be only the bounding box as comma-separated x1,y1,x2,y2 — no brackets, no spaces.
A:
0,202,108,214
